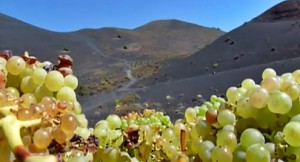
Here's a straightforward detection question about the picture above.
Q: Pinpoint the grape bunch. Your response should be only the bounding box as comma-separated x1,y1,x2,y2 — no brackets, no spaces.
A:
0,50,94,162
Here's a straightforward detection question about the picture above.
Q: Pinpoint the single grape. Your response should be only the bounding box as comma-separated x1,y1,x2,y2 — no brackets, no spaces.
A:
106,114,122,129
64,74,78,89
216,130,237,152
52,126,67,144
61,113,78,134
283,121,300,147
245,144,270,162
17,108,33,120
6,87,20,98
240,128,265,149
249,87,269,109
6,56,26,75
76,114,88,128
45,70,64,91
261,76,281,92
217,109,236,126
211,146,233,162
33,128,52,149
236,97,258,119
233,150,246,162
31,68,47,85
20,76,38,93
56,86,76,102
293,69,300,84
41,97,58,117
241,78,256,90
20,93,36,108
195,118,212,137
285,84,300,101
206,108,218,124
264,143,275,156
185,107,196,123
267,90,292,114
262,68,276,79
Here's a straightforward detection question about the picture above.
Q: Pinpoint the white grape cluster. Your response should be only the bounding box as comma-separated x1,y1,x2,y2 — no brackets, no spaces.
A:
0,50,94,162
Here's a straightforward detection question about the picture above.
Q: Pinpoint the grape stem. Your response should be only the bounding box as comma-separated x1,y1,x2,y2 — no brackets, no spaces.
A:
180,129,186,153
0,114,58,162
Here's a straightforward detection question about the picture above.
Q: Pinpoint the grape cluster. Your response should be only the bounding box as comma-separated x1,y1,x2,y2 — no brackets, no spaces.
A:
91,68,300,162
0,50,93,162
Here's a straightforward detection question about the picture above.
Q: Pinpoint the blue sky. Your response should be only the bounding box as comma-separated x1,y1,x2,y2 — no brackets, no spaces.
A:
0,0,283,32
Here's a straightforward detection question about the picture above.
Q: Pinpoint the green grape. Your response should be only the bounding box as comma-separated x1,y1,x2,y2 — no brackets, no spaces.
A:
293,69,300,84
76,114,88,128
264,143,275,156
190,138,202,154
210,95,218,102
6,56,26,75
197,140,215,157
237,87,247,96
173,122,186,137
56,86,76,102
262,68,276,79
241,78,256,90
236,97,258,119
185,107,196,123
267,90,292,114
281,72,293,81
20,76,38,93
216,130,237,152
217,109,236,126
285,84,300,100
74,101,82,114
195,118,212,137
198,105,208,116
31,68,47,85
0,57,7,66
240,128,265,149
261,76,281,92
233,150,246,162
222,125,236,134
34,85,53,102
95,120,109,129
76,127,90,139
280,78,296,92
6,87,20,98
19,66,33,79
64,74,78,89
245,144,270,162
106,114,122,129
211,146,233,162
249,87,269,109
45,70,64,91
291,114,300,122
199,149,212,162
164,144,178,158
162,128,175,141
20,93,37,108
283,121,300,147
226,87,237,101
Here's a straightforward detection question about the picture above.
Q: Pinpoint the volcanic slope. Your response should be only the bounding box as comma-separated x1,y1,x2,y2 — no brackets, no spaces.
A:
133,0,300,119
